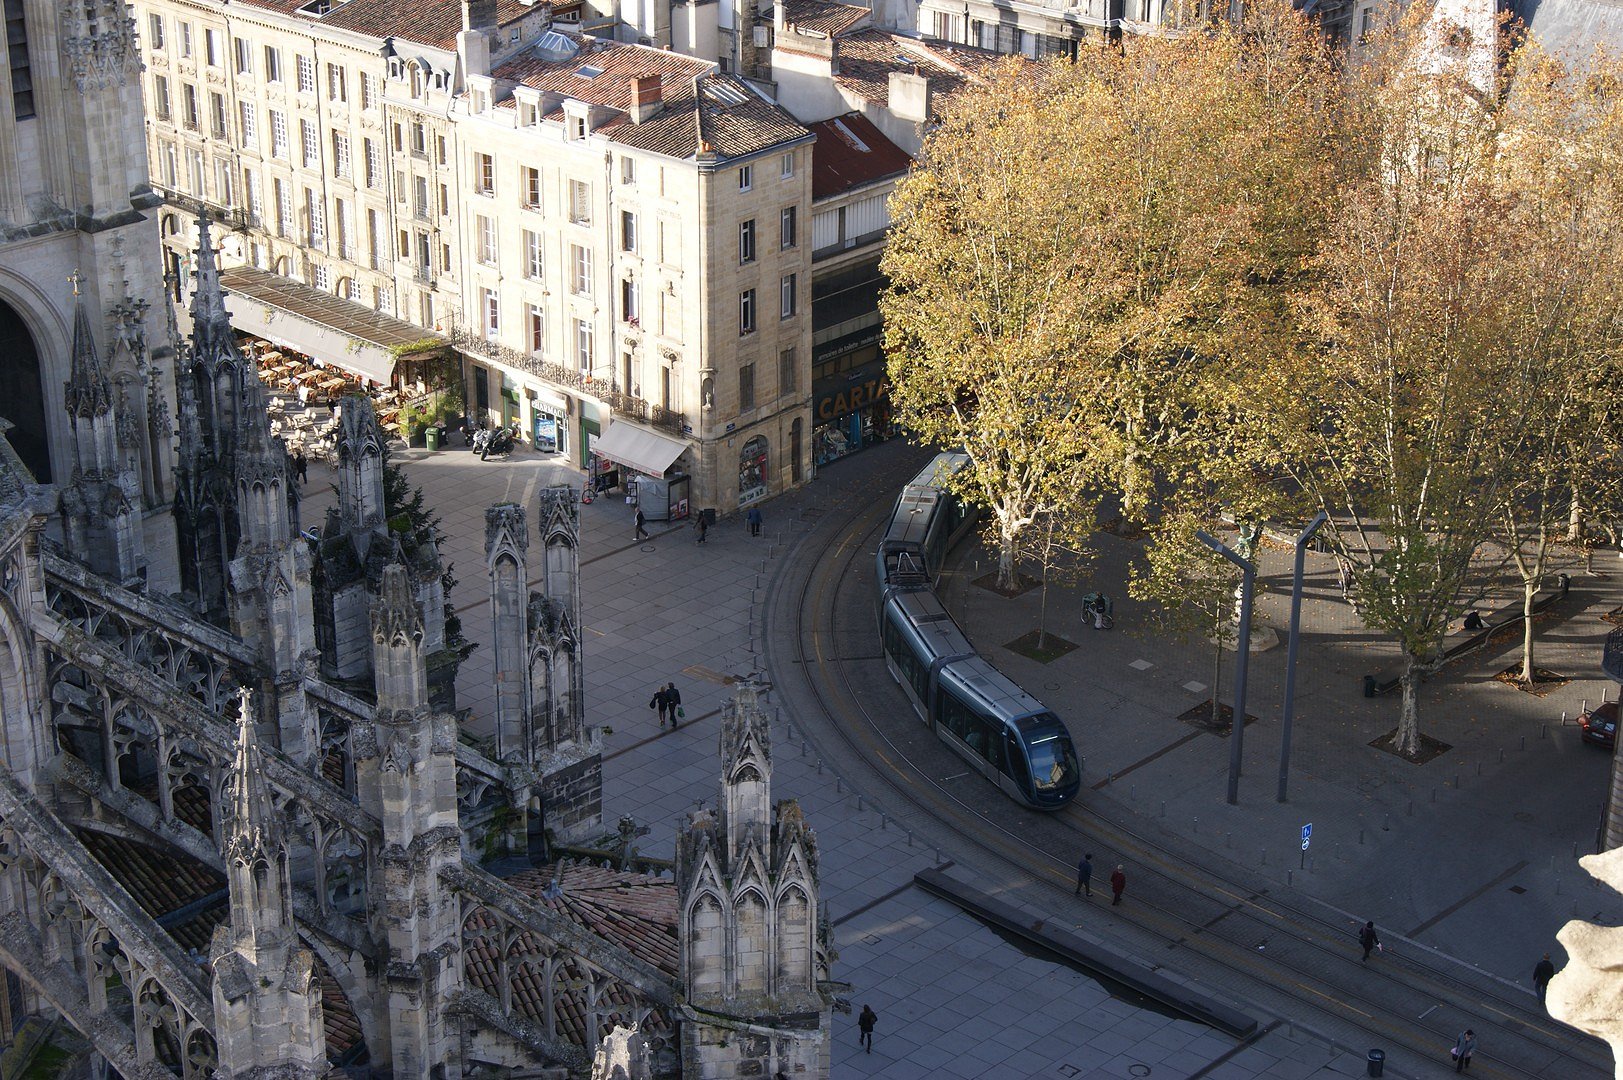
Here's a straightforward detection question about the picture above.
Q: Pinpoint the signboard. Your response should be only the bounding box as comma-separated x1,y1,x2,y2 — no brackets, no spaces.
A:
1301,823,1312,851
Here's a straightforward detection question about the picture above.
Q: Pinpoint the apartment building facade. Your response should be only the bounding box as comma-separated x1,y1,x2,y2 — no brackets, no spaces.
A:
135,0,814,513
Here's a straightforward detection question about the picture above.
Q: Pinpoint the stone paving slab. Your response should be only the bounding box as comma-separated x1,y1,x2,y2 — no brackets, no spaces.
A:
289,438,1459,1078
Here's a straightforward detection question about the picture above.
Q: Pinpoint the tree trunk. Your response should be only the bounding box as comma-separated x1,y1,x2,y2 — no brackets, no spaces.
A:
1569,500,1584,545
1521,576,1539,684
997,517,1018,592
1395,654,1423,759
1211,606,1224,729
1038,567,1050,650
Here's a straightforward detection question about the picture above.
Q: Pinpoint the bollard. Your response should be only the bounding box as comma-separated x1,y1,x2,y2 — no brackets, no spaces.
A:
907,830,913,848
1454,773,1460,789
1574,840,1580,859
1500,748,1505,763
1193,816,1199,834
1407,799,1414,816
1383,814,1390,832
857,796,865,812
1359,828,1365,845
935,847,941,864
1261,848,1267,866
1160,801,1167,818
1556,875,1563,896
1543,722,1549,739
1432,788,1438,804
800,742,809,757
816,759,823,775
1521,735,1527,751
1288,869,1293,887
1226,832,1232,850
1130,785,1136,801
836,777,843,795
1476,761,1482,776
881,814,888,831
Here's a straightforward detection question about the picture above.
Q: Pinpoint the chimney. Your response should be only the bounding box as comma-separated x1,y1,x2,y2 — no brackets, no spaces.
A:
459,0,496,77
463,0,499,30
630,73,664,123
888,68,930,123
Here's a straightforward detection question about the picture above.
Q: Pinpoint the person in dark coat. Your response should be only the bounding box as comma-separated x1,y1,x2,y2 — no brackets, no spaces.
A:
1359,921,1380,962
1452,1029,1475,1072
747,506,763,537
665,683,682,726
696,516,708,544
1534,954,1556,1007
649,685,670,727
857,1005,877,1053
1110,864,1126,906
1075,853,1094,898
635,509,649,541
292,450,308,485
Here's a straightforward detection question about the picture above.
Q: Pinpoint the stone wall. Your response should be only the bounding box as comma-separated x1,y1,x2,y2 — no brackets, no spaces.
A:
541,751,604,844
679,1014,828,1079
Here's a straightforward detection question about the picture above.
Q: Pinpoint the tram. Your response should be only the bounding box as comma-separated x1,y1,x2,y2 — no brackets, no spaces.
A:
875,452,977,590
873,456,1081,810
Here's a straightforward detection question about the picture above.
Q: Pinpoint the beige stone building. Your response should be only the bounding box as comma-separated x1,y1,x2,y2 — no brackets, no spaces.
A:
134,0,815,514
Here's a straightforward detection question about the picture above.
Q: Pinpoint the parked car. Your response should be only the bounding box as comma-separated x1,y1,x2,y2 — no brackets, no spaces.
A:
1579,701,1618,748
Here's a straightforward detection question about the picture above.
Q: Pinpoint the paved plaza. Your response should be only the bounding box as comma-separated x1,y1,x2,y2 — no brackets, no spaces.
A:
268,433,1618,1077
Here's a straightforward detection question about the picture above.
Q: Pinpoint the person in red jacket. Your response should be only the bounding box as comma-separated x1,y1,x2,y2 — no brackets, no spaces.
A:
1110,864,1127,906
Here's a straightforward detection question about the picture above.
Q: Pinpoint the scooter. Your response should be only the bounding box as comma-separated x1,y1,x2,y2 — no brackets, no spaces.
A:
481,426,516,460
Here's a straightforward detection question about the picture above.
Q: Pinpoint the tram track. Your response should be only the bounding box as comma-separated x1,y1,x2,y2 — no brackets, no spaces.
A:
765,464,1610,1080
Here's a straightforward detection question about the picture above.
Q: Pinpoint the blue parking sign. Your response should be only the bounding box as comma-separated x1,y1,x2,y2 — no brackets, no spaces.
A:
1301,823,1312,850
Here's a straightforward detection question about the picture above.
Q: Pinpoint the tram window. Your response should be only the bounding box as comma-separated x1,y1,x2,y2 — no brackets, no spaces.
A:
883,616,928,700
1004,731,1031,789
939,687,995,762
1028,731,1078,791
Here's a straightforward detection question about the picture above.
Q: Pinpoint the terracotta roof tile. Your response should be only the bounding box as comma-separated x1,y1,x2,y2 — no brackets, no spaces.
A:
78,828,222,918
779,0,870,36
237,0,540,52
832,29,1004,110
493,39,809,159
808,112,911,198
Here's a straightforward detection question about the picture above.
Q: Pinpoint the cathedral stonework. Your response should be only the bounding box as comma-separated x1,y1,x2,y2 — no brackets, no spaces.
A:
0,216,828,1078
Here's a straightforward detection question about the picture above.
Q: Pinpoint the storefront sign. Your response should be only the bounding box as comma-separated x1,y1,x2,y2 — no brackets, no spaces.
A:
815,371,890,423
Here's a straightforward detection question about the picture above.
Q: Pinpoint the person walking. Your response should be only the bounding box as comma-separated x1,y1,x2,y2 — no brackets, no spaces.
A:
747,506,763,537
292,450,308,485
857,1005,877,1053
1075,853,1094,898
696,516,708,544
666,683,682,727
1451,1029,1475,1072
1110,864,1126,906
649,685,670,727
1358,920,1380,962
1534,954,1556,1008
635,509,649,542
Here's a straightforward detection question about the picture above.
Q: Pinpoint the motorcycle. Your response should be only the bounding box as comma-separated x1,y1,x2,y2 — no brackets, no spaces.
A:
481,426,516,460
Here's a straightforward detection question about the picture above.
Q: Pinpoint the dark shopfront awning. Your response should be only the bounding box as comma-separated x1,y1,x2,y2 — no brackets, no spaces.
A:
219,266,447,385
593,421,688,478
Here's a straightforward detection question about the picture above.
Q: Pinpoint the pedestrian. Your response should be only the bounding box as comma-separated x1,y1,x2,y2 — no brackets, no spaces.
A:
747,506,763,537
635,509,649,542
1451,1029,1475,1072
649,684,670,727
696,516,708,544
1358,920,1380,962
292,450,307,485
1110,864,1126,906
666,682,682,727
1075,853,1094,898
857,1004,877,1054
1534,953,1556,1008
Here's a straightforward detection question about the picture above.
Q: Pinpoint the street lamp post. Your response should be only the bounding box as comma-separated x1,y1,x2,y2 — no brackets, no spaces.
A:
1196,530,1255,806
1279,512,1328,804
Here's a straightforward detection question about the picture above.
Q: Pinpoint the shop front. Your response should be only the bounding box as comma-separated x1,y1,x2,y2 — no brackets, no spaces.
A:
527,387,568,455
592,420,691,521
812,335,891,468
219,266,445,389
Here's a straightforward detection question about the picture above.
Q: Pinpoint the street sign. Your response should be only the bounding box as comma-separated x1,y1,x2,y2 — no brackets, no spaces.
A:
1301,823,1313,851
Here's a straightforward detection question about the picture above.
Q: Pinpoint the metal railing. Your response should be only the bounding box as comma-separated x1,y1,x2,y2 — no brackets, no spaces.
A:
446,324,688,436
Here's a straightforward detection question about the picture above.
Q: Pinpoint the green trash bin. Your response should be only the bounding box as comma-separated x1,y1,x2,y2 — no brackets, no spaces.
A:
425,425,440,451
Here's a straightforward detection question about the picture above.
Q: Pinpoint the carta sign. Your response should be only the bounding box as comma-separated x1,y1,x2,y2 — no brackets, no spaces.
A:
815,375,890,422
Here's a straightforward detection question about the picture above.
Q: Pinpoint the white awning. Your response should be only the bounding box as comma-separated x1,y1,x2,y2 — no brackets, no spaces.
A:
593,421,688,478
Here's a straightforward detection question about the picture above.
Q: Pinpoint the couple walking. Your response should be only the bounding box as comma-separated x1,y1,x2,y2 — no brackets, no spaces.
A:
649,682,683,727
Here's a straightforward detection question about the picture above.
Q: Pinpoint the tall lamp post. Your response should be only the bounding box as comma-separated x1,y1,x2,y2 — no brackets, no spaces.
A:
1196,529,1255,806
1278,512,1328,803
